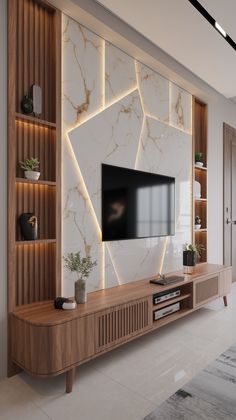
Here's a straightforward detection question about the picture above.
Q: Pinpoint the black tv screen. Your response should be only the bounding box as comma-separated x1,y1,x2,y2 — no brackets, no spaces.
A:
102,164,175,241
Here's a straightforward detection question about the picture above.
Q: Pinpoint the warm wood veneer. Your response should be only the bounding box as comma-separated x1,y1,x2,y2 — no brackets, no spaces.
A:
8,0,61,376
11,264,232,393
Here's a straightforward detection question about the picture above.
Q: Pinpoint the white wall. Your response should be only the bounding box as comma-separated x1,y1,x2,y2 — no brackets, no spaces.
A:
0,0,7,379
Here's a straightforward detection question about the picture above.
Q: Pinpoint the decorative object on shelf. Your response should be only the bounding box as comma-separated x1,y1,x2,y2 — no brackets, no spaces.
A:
30,84,42,117
183,243,205,274
54,297,76,310
63,251,97,304
194,180,201,199
195,215,201,230
19,213,38,241
195,152,204,167
20,157,40,180
21,94,33,115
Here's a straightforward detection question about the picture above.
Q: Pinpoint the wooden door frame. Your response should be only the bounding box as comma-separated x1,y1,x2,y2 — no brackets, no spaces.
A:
223,123,236,268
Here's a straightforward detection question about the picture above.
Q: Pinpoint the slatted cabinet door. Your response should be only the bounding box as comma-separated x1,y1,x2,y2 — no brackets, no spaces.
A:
95,297,152,353
193,274,219,307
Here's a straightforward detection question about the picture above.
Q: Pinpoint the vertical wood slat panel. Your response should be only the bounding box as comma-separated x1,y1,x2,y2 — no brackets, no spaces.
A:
16,243,56,305
8,0,61,375
95,298,151,353
16,0,55,122
16,123,56,181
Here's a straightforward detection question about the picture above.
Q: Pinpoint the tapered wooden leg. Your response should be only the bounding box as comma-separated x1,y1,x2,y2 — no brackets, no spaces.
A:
223,296,228,307
66,368,75,393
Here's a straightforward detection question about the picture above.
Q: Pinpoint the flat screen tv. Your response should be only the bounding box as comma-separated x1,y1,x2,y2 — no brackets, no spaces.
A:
102,164,175,241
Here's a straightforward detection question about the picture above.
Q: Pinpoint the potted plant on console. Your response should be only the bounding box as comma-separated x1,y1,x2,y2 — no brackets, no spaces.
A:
63,251,97,304
20,157,40,181
183,243,205,274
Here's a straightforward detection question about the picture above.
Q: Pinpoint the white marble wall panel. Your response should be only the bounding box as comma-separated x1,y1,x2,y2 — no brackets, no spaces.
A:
170,83,192,134
62,15,105,294
107,237,168,284
105,42,137,106
62,15,192,292
63,16,104,130
69,89,143,226
136,116,192,273
136,63,169,122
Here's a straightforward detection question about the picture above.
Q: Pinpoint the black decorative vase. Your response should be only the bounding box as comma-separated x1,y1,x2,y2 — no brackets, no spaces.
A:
21,95,33,115
183,250,196,274
19,213,38,240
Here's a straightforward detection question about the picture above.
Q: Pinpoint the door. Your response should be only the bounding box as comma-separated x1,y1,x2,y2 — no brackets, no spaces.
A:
224,123,236,281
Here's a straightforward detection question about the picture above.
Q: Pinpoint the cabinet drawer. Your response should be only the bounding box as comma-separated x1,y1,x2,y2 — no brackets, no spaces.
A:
194,275,219,307
95,297,151,353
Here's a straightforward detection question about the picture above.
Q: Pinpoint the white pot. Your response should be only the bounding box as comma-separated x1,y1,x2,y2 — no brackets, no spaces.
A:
195,161,204,167
24,171,40,181
195,224,201,230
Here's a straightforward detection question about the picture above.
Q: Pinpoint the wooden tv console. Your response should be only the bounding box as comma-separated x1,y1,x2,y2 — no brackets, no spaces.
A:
10,263,232,393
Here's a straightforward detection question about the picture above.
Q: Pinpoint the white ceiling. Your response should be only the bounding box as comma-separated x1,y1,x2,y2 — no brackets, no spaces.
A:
96,0,236,99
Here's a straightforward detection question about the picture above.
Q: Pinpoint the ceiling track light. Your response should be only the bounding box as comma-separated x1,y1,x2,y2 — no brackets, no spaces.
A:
188,0,236,52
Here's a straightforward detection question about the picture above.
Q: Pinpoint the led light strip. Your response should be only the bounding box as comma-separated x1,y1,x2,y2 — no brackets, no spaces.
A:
188,0,236,51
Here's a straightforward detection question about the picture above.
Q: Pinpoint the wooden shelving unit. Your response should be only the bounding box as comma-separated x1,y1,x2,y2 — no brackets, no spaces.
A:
192,98,208,262
8,0,61,374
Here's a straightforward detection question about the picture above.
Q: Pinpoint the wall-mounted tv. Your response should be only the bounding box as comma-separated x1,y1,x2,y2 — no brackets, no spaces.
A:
102,164,175,241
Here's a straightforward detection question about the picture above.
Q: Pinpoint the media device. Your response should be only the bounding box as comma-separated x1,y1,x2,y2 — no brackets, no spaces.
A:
102,164,175,241
150,275,184,286
153,302,180,321
153,288,181,305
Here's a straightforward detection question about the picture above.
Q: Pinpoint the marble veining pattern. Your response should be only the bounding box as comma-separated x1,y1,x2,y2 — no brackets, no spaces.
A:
68,89,143,226
63,14,192,292
62,16,104,130
105,41,137,106
136,63,169,122
144,342,236,420
170,82,192,134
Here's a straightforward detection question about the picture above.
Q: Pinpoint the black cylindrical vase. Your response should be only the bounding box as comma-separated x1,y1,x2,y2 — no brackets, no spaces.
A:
183,250,196,274
19,213,38,240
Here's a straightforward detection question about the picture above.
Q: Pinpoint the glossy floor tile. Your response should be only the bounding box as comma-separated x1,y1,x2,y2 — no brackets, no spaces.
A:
0,283,235,420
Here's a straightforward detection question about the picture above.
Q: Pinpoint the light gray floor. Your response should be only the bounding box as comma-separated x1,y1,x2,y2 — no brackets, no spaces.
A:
1,283,236,420
144,343,236,420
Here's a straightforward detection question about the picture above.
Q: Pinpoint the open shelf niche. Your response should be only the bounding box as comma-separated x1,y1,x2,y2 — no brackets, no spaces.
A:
8,0,61,373
192,98,208,263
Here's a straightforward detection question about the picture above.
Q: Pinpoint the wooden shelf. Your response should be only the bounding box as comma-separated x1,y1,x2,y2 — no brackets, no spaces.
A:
15,113,56,128
195,198,207,202
195,228,207,232
16,178,56,186
16,239,56,245
152,293,191,310
153,308,192,328
194,165,207,171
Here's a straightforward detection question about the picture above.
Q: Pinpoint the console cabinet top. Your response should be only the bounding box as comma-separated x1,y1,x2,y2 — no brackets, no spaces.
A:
11,263,230,326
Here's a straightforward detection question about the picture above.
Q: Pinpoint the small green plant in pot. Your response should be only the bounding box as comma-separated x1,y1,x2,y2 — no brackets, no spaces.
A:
183,243,205,274
195,152,204,167
63,251,97,304
20,157,40,181
195,215,201,230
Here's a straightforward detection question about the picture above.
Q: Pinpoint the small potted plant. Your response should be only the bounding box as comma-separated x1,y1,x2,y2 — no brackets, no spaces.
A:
195,215,201,230
20,157,40,180
183,243,205,274
63,251,97,304
195,152,204,167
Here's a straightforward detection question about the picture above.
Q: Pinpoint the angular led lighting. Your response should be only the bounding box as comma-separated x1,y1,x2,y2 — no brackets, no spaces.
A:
215,21,226,38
